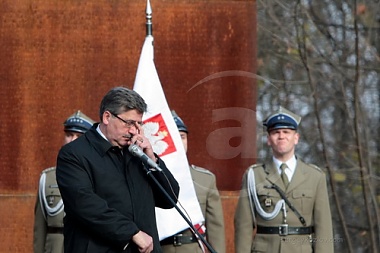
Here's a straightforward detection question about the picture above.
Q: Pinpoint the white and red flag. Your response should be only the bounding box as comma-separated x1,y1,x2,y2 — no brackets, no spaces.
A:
133,35,204,240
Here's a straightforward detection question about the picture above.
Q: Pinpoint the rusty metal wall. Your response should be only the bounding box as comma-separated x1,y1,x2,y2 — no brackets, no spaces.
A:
0,0,256,252
154,1,257,191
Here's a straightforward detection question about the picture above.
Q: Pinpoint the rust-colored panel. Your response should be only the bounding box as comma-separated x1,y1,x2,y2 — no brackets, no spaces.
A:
155,1,257,191
0,0,146,193
221,190,240,253
0,0,256,191
0,0,256,252
0,196,35,252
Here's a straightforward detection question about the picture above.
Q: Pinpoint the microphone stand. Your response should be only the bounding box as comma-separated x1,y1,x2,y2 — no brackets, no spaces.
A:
142,165,217,253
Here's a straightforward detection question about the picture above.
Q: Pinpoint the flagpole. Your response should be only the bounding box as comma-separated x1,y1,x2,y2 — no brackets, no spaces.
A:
140,1,216,252
146,0,152,37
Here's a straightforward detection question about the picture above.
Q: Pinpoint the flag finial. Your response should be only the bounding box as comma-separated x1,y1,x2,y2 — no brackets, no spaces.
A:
146,0,152,36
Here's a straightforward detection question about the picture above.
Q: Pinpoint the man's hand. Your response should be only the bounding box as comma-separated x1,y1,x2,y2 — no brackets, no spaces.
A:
129,121,157,163
132,231,153,253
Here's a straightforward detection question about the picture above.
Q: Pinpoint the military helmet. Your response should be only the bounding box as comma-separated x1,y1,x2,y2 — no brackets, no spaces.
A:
171,110,188,133
63,110,95,134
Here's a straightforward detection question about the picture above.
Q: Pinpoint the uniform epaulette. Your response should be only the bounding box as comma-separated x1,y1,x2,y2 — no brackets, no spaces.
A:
308,163,323,172
40,166,56,175
249,164,264,170
191,165,214,176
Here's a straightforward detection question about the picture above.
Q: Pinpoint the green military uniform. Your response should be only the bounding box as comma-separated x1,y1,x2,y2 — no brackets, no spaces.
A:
33,110,94,253
234,160,334,253
34,167,64,253
161,165,226,253
235,106,334,253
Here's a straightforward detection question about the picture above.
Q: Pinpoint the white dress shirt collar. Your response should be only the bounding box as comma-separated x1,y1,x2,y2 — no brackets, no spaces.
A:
273,155,297,181
96,124,108,141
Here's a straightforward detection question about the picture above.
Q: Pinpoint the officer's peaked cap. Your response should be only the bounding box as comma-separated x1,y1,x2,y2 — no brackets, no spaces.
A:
171,110,188,133
263,106,301,131
64,110,95,134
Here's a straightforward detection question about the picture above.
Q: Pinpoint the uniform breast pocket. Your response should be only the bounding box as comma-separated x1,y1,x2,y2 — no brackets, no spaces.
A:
292,190,314,214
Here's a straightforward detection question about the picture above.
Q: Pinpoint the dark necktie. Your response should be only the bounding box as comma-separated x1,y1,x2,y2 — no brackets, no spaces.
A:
280,163,289,187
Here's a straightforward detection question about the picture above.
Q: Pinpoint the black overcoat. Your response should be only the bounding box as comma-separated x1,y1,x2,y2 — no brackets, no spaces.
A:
56,125,180,253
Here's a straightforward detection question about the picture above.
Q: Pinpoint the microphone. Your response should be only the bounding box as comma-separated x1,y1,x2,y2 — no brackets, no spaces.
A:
128,144,162,172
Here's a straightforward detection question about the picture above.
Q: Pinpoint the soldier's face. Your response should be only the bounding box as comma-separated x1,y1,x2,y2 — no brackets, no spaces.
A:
63,131,83,145
267,128,299,160
179,131,188,153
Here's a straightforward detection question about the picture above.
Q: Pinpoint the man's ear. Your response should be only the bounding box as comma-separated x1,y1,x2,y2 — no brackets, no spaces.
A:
294,132,300,145
102,111,112,125
266,134,272,146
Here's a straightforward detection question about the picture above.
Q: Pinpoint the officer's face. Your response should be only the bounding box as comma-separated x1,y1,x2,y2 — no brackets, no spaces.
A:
63,131,83,145
267,128,299,160
179,131,188,153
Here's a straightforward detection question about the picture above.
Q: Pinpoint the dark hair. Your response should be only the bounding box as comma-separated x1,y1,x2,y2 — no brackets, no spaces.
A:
99,87,147,121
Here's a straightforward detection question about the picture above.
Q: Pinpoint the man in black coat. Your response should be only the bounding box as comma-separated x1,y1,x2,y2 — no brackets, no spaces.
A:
56,87,180,253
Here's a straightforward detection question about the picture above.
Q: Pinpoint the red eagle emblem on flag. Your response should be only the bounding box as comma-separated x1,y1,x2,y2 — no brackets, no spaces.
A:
142,113,176,157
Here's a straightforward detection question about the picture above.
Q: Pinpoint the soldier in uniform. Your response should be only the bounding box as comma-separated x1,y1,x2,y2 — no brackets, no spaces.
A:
33,111,95,253
160,111,226,253
234,107,334,253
